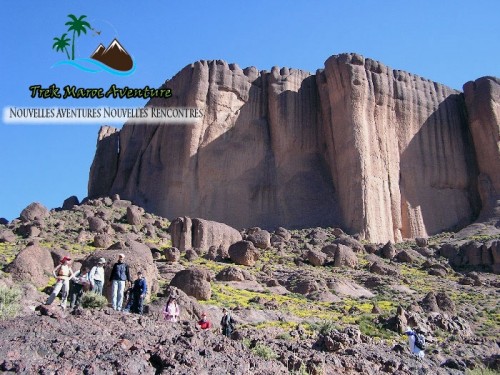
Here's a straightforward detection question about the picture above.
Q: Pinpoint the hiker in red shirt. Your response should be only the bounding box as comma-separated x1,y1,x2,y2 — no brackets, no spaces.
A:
197,312,211,330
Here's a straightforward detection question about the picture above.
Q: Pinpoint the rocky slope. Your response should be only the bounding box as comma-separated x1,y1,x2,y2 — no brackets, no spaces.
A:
88,53,500,243
0,199,499,374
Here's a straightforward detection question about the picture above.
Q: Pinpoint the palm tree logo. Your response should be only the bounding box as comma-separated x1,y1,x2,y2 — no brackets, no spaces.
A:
53,14,91,60
52,33,71,60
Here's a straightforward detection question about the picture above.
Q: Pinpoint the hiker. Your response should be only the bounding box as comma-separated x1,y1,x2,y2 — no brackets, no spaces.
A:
197,311,211,330
89,258,105,295
129,271,147,315
69,266,90,308
163,295,180,322
109,253,131,311
45,256,74,309
220,308,235,337
404,327,425,358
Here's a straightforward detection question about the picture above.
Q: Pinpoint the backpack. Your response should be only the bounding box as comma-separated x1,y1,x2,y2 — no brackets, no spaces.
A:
414,333,426,350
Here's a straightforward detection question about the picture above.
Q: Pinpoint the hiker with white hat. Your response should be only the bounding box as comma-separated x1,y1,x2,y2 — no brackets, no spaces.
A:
404,327,425,358
89,258,106,295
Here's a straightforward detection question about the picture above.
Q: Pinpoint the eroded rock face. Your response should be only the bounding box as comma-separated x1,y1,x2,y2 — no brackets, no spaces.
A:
88,53,496,242
6,245,54,287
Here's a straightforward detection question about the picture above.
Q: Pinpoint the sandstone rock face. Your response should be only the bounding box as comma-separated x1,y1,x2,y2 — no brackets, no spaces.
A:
88,53,493,242
170,217,241,253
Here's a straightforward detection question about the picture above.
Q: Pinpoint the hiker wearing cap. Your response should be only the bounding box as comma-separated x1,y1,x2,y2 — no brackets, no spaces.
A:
69,266,91,308
220,308,235,337
197,312,211,330
163,295,180,322
89,258,106,295
109,254,131,311
130,271,147,315
404,327,425,358
45,256,74,309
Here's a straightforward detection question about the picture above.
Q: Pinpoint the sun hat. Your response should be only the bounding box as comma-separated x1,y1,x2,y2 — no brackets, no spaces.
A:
60,256,71,263
98,257,106,264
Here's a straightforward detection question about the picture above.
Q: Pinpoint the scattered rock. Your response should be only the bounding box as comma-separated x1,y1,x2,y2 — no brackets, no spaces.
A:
369,261,399,276
395,249,420,263
275,227,291,241
333,236,364,252
0,228,16,243
184,249,199,261
415,237,428,247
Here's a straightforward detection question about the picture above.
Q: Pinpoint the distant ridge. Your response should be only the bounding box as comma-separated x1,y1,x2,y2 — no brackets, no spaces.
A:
90,38,133,71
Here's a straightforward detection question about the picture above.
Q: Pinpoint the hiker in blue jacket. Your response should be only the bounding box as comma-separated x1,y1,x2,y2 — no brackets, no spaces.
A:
130,271,147,315
109,253,131,311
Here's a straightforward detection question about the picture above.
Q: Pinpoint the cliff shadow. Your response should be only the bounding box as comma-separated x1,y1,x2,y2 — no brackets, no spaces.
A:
399,93,481,237
185,73,341,230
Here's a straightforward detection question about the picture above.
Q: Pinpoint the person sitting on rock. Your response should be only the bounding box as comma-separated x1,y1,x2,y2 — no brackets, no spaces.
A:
89,258,106,295
197,311,211,330
130,271,147,315
45,256,74,310
69,266,90,308
404,327,425,358
163,295,180,322
220,308,235,337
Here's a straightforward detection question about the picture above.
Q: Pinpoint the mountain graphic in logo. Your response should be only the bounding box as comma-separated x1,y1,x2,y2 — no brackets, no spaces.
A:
90,39,133,72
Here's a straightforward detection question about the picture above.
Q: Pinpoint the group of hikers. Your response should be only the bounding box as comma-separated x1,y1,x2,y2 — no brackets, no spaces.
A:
44,254,236,336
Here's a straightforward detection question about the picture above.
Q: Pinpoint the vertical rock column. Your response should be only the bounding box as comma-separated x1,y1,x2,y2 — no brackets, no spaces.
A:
464,77,500,220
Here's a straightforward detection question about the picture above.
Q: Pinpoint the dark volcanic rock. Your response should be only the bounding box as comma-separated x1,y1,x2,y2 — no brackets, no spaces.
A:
228,241,260,266
170,268,211,300
20,202,49,222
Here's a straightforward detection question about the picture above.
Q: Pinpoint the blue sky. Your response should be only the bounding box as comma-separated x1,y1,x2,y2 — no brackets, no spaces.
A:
0,1,499,221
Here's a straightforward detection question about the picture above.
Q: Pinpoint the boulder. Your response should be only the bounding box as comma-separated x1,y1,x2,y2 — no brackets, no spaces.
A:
0,218,8,225
381,241,397,260
88,216,107,233
169,268,211,300
82,239,159,301
62,196,79,210
170,217,242,253
306,249,327,266
369,261,399,276
215,266,253,282
395,249,421,263
460,241,484,266
20,202,49,222
247,230,271,249
333,236,364,252
164,247,181,262
93,233,114,248
0,228,16,243
334,244,358,268
6,245,54,287
184,249,199,261
420,291,440,313
275,227,291,241
228,241,260,266
415,237,428,247
126,205,143,226
435,291,456,314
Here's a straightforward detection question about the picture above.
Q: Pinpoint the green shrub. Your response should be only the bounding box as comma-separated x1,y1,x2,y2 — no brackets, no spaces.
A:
81,292,108,309
313,320,337,336
0,285,21,319
251,343,277,360
276,332,293,341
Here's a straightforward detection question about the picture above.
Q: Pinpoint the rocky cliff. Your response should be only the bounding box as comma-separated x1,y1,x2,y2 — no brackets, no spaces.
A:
88,53,500,242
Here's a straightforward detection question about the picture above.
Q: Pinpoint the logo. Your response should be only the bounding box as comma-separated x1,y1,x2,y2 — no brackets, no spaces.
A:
51,14,135,76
